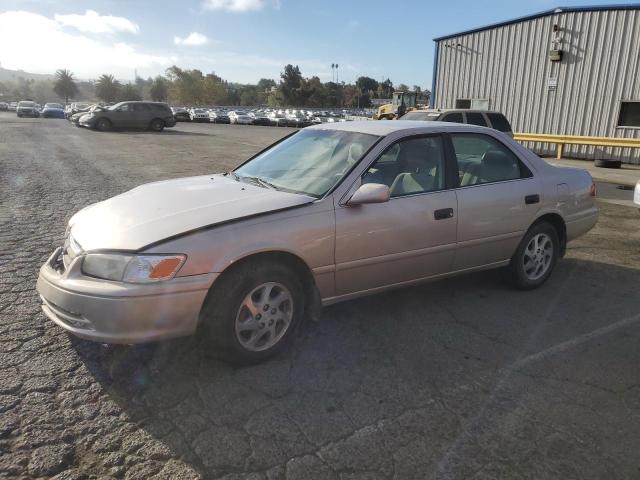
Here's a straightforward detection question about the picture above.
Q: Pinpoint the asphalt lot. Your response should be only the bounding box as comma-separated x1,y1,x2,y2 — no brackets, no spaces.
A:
1,113,640,480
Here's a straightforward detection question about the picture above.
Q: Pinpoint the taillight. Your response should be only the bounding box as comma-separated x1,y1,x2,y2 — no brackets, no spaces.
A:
590,182,597,197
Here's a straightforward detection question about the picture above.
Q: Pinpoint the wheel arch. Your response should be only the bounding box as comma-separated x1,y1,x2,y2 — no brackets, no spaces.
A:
531,212,567,257
208,250,322,321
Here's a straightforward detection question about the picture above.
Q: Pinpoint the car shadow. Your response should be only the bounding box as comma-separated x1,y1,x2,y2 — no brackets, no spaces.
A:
74,258,640,477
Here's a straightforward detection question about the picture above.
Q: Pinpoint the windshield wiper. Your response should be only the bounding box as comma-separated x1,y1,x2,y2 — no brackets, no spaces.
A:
237,175,279,191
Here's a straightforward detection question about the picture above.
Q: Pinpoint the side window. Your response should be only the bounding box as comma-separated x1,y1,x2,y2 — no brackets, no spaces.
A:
486,113,512,133
451,134,531,187
363,136,446,197
133,103,150,112
465,112,488,126
116,104,130,112
441,112,463,123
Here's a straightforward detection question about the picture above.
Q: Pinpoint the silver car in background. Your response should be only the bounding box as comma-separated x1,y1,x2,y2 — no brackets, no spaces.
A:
37,122,598,363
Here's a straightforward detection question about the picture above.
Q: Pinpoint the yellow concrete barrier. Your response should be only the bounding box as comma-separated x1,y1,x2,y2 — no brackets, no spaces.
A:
513,133,640,159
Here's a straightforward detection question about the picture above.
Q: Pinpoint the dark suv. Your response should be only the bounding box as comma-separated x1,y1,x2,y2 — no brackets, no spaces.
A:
400,109,513,136
79,101,177,132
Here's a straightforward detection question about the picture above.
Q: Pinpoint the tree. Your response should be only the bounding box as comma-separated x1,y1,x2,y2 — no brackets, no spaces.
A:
95,74,121,102
118,83,142,101
397,83,410,92
380,78,393,97
257,78,276,92
356,76,378,95
280,64,303,106
149,76,168,102
53,69,78,104
32,80,56,104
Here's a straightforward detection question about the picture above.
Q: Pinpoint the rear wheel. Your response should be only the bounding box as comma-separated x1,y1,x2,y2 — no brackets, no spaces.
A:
150,118,165,132
507,221,559,289
199,260,304,364
96,118,111,131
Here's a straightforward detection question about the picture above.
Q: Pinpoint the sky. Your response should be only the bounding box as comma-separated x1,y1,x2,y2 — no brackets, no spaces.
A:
0,0,636,87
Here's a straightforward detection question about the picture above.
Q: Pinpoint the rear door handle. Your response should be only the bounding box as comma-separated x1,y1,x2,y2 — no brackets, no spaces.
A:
434,208,454,220
525,194,540,205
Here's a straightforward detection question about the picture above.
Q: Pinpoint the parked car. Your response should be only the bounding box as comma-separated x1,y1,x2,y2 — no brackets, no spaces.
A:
16,100,39,117
268,112,288,127
79,101,176,132
69,104,98,126
209,111,230,124
634,179,640,212
228,111,253,125
0,102,8,111
172,107,191,122
189,108,210,123
41,103,66,119
37,121,597,364
8,102,17,111
65,102,91,119
250,112,273,126
400,109,514,136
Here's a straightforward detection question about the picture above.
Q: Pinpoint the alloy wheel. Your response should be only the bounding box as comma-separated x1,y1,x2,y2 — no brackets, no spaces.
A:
522,233,553,281
234,282,294,352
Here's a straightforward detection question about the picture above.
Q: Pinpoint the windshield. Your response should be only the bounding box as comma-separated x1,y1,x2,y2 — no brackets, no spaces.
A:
234,129,378,198
45,103,63,109
400,111,440,121
19,101,35,107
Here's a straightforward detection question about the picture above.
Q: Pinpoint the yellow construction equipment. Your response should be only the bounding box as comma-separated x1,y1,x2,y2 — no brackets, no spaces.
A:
374,91,418,120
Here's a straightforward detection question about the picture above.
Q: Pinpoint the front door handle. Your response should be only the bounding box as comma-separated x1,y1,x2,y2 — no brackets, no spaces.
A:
525,194,540,205
434,208,454,220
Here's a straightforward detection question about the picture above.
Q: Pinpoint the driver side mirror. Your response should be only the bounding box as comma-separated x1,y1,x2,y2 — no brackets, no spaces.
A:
347,183,390,206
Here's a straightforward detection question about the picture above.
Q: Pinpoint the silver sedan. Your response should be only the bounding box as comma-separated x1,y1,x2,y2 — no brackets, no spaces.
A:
37,121,598,363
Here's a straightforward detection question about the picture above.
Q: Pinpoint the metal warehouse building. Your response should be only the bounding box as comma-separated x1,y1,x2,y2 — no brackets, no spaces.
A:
431,4,640,163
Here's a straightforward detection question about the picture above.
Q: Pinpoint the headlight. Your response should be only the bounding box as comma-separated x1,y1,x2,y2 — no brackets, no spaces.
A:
82,253,186,283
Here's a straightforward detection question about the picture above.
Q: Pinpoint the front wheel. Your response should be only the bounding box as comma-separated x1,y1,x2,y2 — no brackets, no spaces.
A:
150,118,165,132
95,118,111,131
199,260,304,364
507,222,559,290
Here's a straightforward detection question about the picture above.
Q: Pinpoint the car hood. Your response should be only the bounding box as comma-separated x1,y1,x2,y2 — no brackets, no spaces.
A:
69,174,315,251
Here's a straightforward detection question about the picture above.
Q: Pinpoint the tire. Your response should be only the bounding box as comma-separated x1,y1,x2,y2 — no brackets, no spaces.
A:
150,118,165,132
96,118,111,131
594,159,621,169
199,260,305,365
506,221,559,290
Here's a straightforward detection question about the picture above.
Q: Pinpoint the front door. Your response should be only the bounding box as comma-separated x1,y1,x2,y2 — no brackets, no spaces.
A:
334,134,458,296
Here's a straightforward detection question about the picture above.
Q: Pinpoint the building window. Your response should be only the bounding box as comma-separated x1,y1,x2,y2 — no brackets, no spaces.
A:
617,101,640,127
455,99,471,109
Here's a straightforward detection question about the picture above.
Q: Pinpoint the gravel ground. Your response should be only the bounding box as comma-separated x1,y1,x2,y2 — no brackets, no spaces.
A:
1,113,640,479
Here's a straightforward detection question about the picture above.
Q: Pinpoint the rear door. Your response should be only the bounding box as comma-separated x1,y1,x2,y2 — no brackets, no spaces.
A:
448,132,540,270
131,103,152,128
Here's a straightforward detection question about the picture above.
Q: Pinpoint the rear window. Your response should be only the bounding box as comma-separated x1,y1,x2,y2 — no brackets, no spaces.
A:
487,113,512,132
399,111,441,121
466,112,488,127
152,104,172,114
441,112,463,123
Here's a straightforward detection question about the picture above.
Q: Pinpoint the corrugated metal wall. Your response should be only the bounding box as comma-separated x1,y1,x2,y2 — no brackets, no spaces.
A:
434,8,640,163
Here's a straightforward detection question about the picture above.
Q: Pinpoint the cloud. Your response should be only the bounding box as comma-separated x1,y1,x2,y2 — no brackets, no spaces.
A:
0,11,171,79
174,32,208,46
202,0,278,12
54,9,139,34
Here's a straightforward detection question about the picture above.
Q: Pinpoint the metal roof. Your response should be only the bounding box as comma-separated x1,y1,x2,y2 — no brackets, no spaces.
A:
433,4,640,41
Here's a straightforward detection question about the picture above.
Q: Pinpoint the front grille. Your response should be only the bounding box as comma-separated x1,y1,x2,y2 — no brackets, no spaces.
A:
61,234,82,271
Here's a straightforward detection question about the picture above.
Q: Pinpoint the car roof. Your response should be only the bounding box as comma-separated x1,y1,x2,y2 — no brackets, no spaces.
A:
307,120,495,136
